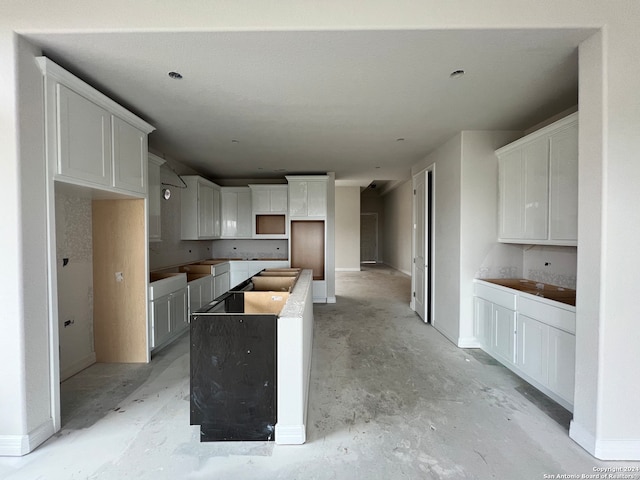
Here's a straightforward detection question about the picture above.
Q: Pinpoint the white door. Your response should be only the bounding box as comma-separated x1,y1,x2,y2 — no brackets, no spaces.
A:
413,171,426,321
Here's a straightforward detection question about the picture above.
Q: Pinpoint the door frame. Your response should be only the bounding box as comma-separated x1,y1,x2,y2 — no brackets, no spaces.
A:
411,165,435,324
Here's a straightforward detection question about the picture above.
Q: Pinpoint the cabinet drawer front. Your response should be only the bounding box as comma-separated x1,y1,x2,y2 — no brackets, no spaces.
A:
518,296,575,334
474,282,517,310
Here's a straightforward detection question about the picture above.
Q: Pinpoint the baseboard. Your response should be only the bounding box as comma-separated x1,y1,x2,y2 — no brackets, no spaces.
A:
275,424,306,445
335,267,361,272
0,419,55,456
457,337,481,348
60,352,96,381
570,421,640,460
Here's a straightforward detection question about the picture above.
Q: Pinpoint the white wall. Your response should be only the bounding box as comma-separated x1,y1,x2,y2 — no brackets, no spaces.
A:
413,134,462,343
335,186,361,271
523,246,577,289
2,0,640,460
381,180,412,276
55,188,95,380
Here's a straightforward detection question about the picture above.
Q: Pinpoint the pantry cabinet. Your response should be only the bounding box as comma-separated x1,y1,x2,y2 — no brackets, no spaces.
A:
221,187,252,238
496,112,578,246
181,175,221,240
38,57,154,196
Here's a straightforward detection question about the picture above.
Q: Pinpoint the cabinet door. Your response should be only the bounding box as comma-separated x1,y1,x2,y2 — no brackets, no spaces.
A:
112,116,146,194
148,157,163,241
171,288,188,330
288,181,308,216
522,137,549,240
214,271,230,299
492,305,516,365
252,188,272,213
498,150,523,239
517,314,549,385
548,327,576,405
202,275,215,305
221,189,239,237
198,182,215,238
57,84,112,186
188,281,202,318
212,186,221,238
549,123,579,242
474,297,493,349
270,187,288,212
237,189,252,237
307,181,327,216
152,295,171,348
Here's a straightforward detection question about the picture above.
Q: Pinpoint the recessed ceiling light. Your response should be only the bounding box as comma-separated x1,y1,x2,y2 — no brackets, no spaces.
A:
375,166,381,169
449,69,465,79
231,139,240,144
168,71,183,79
396,138,405,142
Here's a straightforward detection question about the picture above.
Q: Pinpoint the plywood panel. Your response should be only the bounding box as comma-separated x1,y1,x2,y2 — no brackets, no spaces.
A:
244,291,290,315
256,214,286,235
291,221,325,280
93,199,148,362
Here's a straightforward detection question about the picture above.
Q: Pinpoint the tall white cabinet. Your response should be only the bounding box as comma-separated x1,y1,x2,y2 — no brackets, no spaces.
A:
287,175,329,302
496,112,578,245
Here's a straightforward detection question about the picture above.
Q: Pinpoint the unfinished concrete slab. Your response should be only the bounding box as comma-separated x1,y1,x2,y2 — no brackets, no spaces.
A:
0,265,628,479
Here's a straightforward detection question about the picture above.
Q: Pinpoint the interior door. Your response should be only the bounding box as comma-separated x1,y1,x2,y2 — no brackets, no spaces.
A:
360,213,378,263
414,172,426,320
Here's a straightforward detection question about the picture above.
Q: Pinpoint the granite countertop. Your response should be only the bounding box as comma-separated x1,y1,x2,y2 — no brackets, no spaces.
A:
480,278,576,306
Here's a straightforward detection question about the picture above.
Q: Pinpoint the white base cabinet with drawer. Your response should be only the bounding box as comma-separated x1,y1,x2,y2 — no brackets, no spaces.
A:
473,280,576,411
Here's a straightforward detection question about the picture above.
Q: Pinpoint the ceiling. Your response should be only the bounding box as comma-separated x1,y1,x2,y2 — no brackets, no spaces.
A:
26,28,593,188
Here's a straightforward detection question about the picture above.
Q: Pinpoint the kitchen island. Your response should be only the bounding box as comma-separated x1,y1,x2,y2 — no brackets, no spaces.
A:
190,268,314,444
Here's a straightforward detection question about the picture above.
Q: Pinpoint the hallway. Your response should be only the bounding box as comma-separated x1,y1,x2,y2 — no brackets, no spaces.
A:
0,266,612,479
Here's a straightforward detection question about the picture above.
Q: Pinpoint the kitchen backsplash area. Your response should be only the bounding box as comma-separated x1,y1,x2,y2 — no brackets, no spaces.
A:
475,243,577,290
475,243,524,279
148,168,212,270
523,245,577,289
211,239,288,260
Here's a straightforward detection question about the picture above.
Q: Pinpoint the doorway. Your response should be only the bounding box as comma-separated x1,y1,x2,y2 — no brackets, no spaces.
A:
360,213,378,263
412,168,434,323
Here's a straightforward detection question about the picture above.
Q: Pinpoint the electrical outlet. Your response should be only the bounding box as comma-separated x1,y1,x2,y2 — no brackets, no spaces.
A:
115,272,124,282
64,318,75,327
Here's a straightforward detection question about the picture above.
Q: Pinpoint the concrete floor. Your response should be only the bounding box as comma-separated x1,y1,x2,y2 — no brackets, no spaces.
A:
0,265,627,479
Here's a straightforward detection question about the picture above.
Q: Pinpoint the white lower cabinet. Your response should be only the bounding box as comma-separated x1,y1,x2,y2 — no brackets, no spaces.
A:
473,280,575,411
473,297,492,349
517,314,549,387
548,326,576,405
151,287,188,351
187,275,215,317
492,305,516,365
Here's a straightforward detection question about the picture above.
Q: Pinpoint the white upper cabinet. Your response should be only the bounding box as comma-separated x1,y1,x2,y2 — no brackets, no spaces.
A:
112,116,147,194
249,184,288,213
38,57,155,196
221,187,252,238
549,121,579,242
181,175,221,240
148,153,166,242
286,175,328,218
497,112,578,245
249,184,289,238
57,84,113,187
